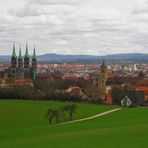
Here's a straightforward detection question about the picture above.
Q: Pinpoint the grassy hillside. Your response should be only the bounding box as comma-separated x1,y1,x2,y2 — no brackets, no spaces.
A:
0,100,114,129
0,100,148,148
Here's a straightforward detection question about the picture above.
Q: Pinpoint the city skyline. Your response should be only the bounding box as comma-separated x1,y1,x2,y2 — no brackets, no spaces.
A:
0,0,148,55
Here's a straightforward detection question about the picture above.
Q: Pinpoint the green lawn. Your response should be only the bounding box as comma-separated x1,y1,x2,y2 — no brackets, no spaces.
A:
0,100,148,148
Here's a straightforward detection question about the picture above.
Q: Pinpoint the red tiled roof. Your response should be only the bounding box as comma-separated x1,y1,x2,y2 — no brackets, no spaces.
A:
136,79,148,86
135,86,148,94
15,79,33,84
36,74,51,78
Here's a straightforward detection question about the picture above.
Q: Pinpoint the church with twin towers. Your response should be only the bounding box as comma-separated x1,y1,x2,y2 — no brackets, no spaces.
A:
10,43,37,80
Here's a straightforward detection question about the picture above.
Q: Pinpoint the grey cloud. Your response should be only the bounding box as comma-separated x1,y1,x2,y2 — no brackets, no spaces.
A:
9,3,75,17
132,0,148,15
0,0,148,55
28,0,84,5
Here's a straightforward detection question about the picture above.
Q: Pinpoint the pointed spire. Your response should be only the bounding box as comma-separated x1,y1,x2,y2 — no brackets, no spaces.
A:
12,42,16,58
101,60,106,69
102,60,105,66
25,43,29,57
18,44,22,59
32,45,36,59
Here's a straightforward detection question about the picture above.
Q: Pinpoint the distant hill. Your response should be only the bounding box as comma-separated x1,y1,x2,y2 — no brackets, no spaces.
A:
0,53,148,63
38,54,99,62
38,53,148,62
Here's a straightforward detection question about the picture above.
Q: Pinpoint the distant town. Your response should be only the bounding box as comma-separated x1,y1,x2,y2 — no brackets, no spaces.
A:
0,44,147,106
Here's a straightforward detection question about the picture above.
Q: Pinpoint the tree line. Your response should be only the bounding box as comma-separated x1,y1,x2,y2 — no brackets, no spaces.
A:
0,86,84,102
0,78,140,106
0,78,93,103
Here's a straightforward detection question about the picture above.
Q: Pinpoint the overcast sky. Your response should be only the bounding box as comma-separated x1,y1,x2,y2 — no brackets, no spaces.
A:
0,0,148,55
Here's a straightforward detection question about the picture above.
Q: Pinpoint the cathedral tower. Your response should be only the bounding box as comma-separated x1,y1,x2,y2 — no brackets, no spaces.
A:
24,44,30,68
18,45,23,68
32,45,37,70
31,45,37,80
11,43,17,68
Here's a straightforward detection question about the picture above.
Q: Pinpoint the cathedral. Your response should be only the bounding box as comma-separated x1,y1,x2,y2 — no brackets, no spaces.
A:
9,43,37,80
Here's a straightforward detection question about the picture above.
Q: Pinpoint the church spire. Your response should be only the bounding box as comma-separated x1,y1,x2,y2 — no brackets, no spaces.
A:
18,44,22,58
33,45,36,57
24,43,30,68
25,43,29,57
101,60,106,68
11,42,17,68
12,42,16,58
32,44,37,80
18,44,23,68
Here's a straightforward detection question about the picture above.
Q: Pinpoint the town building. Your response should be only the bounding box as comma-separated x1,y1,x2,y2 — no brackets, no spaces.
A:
98,61,108,101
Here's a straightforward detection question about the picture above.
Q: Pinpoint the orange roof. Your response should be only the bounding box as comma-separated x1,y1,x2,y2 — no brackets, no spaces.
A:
136,79,148,86
135,86,148,94
0,78,5,81
36,74,51,78
63,76,79,80
15,79,33,84
107,70,115,78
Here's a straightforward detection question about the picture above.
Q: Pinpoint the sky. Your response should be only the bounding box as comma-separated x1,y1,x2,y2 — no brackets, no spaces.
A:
0,0,148,55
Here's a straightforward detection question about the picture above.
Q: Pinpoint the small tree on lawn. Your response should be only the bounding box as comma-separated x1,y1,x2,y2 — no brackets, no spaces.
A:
45,109,54,124
61,105,67,122
65,104,78,121
53,108,61,124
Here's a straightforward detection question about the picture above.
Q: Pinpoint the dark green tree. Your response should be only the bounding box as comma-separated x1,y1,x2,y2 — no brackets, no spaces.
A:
45,109,55,124
65,104,78,121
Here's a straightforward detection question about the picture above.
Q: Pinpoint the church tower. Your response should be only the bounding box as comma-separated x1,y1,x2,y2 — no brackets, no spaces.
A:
24,43,30,68
32,45,37,70
98,61,108,100
11,43,17,68
31,45,37,80
18,45,23,68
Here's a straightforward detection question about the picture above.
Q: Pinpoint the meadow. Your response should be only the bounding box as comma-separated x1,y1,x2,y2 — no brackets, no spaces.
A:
0,100,148,148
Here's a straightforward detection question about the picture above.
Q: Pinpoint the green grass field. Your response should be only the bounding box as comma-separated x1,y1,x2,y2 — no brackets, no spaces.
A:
0,100,148,148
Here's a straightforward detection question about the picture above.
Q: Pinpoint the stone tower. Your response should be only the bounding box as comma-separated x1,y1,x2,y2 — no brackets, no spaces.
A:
18,45,23,68
24,44,30,68
11,43,17,68
98,61,108,100
31,45,37,80
32,45,37,70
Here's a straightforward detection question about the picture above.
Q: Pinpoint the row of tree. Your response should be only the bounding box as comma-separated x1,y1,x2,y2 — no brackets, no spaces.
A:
44,103,78,124
34,78,88,93
0,86,84,102
0,78,90,102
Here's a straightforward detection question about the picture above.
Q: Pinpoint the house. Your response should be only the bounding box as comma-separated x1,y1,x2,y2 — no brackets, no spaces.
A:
135,79,148,101
65,86,90,101
105,89,144,105
15,79,34,87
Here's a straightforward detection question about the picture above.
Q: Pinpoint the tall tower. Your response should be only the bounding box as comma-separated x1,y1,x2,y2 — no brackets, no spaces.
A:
24,43,30,68
18,45,23,68
32,45,37,70
98,61,108,100
11,43,17,68
31,45,37,80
